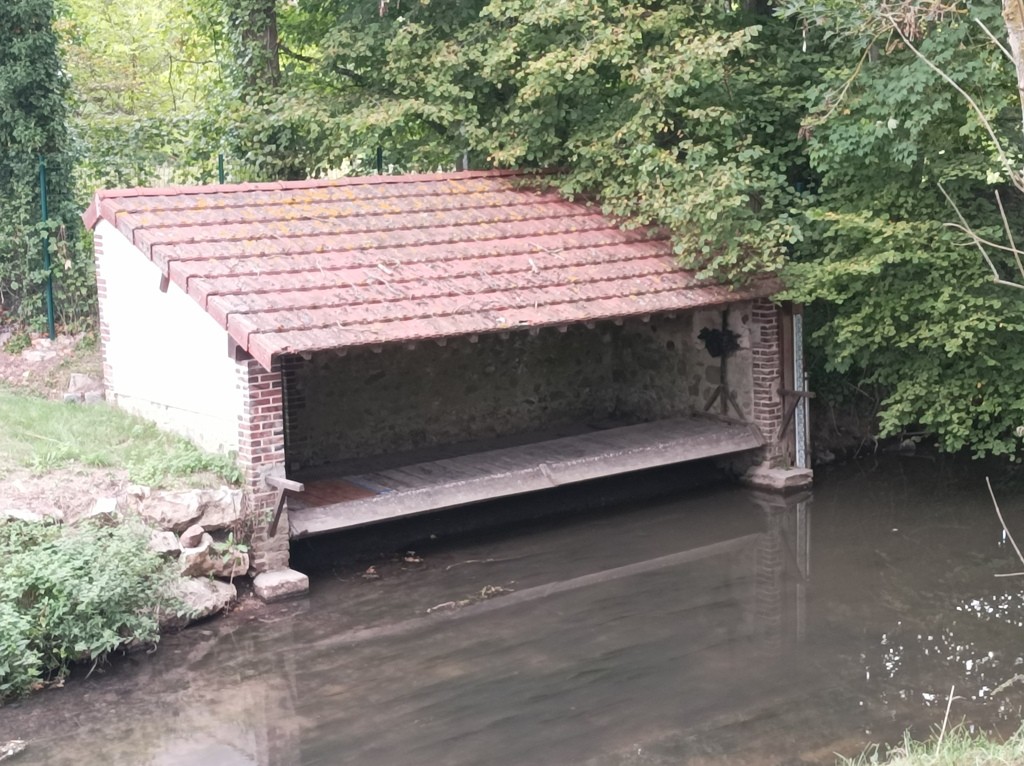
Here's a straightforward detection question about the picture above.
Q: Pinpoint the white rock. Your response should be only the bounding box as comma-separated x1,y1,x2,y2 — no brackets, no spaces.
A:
148,530,180,559
160,578,236,631
179,534,249,579
0,740,27,762
139,492,203,533
195,488,243,531
139,487,242,534
79,497,119,525
67,372,101,394
253,569,310,602
179,523,205,548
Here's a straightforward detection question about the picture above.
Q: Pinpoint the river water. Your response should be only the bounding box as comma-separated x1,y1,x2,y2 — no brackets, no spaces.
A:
4,454,1024,765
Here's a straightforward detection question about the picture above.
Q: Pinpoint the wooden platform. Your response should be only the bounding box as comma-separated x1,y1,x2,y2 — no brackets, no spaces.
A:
287,416,763,538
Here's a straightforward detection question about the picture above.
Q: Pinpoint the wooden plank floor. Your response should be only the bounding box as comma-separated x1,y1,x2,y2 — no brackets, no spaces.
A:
288,416,763,538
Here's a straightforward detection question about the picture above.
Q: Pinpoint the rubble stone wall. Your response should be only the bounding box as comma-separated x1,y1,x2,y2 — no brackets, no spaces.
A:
282,304,765,472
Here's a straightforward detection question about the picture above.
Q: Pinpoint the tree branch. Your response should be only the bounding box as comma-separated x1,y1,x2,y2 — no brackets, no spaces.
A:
886,15,1023,191
279,42,366,85
278,43,318,65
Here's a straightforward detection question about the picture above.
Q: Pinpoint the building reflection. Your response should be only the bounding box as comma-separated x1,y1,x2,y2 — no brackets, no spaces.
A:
12,489,812,766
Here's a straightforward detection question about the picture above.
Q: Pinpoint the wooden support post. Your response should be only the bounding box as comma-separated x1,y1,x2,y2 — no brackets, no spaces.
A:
265,465,305,537
776,388,816,441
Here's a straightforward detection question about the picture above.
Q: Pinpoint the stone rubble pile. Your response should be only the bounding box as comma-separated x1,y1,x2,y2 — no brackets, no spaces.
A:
1,485,249,629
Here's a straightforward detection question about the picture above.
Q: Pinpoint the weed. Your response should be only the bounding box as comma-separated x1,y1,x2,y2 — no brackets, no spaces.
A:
0,387,241,488
3,332,31,355
0,517,182,702
840,724,1024,766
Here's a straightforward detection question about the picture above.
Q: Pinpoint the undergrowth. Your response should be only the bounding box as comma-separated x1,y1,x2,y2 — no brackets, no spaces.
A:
841,724,1024,766
0,517,182,703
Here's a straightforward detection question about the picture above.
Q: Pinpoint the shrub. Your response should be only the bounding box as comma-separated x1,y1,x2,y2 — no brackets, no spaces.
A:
0,517,180,703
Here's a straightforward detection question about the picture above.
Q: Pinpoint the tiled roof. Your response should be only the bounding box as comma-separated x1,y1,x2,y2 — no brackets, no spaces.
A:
84,169,776,370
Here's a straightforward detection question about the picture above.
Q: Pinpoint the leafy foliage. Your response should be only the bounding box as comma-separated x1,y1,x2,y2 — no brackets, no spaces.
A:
0,518,180,702
781,1,1024,456
0,0,92,329
60,0,193,190
181,0,814,280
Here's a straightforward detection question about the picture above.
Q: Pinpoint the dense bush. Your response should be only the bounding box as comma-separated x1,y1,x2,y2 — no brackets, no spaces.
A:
0,0,93,330
0,518,180,703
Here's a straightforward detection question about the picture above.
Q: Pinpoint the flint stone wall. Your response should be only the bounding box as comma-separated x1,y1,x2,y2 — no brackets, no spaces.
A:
282,304,760,472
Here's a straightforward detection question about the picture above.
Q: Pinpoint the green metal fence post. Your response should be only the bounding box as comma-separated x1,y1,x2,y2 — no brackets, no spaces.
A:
39,157,55,340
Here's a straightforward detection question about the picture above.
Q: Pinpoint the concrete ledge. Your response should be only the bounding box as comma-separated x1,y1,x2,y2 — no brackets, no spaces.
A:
740,465,813,493
290,417,764,538
253,568,309,602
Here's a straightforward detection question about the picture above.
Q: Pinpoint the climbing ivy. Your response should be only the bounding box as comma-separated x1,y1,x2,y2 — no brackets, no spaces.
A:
0,0,92,330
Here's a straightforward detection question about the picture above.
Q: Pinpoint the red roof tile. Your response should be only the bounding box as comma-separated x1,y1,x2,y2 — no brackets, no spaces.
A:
84,170,776,370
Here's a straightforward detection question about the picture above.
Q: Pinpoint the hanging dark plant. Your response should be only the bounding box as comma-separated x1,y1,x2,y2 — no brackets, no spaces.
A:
698,326,740,358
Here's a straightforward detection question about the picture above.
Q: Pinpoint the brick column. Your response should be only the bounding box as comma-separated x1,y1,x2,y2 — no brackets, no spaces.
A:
237,357,290,572
750,298,785,464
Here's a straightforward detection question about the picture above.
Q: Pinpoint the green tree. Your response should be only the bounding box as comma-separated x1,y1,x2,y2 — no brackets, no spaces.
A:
61,0,193,190
0,0,91,329
779,1,1024,456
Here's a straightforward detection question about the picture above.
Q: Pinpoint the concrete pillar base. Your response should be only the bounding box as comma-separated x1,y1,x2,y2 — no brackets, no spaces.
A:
253,568,310,602
741,465,813,493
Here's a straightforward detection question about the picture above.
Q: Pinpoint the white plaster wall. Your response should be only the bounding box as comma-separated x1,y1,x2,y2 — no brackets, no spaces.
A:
97,221,239,453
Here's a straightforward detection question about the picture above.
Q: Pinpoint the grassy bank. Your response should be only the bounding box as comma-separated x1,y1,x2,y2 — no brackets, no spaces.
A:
842,725,1024,766
0,386,239,487
0,385,244,702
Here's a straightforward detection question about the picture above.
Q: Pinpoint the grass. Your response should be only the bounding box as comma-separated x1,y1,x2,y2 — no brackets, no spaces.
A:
0,386,240,487
841,725,1024,766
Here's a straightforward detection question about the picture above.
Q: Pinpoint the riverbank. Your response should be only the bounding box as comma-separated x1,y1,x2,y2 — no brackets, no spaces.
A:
3,455,1019,765
0,333,255,703
841,725,1024,765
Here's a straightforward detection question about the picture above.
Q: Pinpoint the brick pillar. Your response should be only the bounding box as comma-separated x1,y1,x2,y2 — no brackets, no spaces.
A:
750,298,785,464
92,229,114,397
236,357,290,572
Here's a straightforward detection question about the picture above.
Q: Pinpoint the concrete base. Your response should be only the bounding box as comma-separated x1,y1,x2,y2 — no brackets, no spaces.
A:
740,465,813,493
252,568,310,602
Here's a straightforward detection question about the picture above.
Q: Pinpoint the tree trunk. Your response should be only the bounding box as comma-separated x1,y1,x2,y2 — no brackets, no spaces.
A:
226,0,280,90
1003,0,1024,142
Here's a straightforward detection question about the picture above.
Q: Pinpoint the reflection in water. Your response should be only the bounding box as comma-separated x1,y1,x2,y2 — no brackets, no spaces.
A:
3,490,810,766
4,456,1024,765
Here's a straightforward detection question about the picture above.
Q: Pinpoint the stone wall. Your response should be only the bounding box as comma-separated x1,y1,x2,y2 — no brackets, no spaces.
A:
282,303,763,472
681,305,757,423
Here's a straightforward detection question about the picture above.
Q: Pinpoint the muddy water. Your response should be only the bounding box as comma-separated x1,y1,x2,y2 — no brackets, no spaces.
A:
4,455,1024,765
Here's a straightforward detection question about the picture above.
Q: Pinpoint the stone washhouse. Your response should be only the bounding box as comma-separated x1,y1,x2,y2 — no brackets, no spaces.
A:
84,169,811,597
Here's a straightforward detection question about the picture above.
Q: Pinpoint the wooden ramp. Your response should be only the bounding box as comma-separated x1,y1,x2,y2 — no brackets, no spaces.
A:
288,416,763,539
